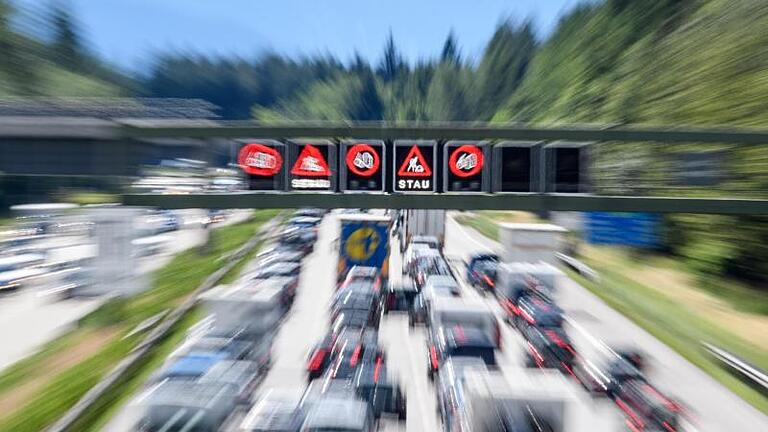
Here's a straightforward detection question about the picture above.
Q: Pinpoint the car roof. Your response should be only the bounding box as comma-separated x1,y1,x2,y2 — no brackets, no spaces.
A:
444,326,495,348
348,266,379,276
303,398,369,429
426,275,459,286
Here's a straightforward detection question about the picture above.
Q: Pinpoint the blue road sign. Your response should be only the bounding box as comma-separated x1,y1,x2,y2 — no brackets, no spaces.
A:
585,212,660,247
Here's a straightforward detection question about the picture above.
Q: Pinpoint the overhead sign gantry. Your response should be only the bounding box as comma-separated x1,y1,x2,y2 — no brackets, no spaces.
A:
119,122,768,215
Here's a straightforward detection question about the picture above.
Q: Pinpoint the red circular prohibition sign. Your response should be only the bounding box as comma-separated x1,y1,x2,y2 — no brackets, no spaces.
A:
238,143,283,176
449,145,484,178
346,144,381,177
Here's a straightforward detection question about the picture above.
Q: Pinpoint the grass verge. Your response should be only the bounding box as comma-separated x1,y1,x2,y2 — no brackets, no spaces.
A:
456,213,768,415
0,210,277,431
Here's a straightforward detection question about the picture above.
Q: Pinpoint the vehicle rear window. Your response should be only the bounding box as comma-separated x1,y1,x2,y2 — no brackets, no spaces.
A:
448,347,496,365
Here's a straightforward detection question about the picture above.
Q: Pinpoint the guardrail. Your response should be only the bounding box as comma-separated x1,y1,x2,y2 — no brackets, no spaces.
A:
556,252,601,282
46,214,283,432
703,342,768,393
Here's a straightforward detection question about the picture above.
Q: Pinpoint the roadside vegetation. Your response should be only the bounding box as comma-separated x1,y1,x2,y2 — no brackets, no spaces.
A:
0,210,278,431
456,211,768,414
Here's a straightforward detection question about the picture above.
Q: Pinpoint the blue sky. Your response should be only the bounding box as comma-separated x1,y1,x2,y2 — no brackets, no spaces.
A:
17,0,582,73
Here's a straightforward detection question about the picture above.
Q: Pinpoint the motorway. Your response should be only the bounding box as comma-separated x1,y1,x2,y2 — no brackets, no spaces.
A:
109,211,619,431
0,209,251,372
445,213,768,432
103,210,768,431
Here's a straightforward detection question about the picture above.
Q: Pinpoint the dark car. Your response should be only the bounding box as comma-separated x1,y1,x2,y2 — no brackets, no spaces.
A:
294,208,326,218
384,281,418,313
278,228,315,255
521,325,576,375
468,259,499,293
613,380,681,432
307,328,382,381
513,295,565,330
353,358,407,420
427,325,497,379
330,293,381,325
257,247,304,265
413,256,453,289
466,253,498,284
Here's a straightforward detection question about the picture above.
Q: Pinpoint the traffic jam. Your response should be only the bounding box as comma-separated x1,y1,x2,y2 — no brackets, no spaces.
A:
113,205,690,432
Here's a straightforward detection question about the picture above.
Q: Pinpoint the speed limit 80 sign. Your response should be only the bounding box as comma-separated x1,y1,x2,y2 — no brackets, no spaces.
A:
443,140,491,192
340,140,386,192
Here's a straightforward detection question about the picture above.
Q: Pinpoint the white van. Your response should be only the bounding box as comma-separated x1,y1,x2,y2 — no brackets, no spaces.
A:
429,298,501,348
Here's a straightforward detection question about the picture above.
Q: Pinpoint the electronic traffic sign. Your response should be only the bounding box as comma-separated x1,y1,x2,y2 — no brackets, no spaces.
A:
444,141,490,192
545,142,590,193
393,140,436,193
238,140,287,190
288,139,337,191
340,140,385,192
492,141,540,193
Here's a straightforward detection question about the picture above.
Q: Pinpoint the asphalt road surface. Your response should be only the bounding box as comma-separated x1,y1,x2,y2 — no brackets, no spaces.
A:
445,213,768,432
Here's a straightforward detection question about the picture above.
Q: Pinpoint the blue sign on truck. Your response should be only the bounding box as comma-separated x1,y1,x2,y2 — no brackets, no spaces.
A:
585,212,660,248
337,214,391,281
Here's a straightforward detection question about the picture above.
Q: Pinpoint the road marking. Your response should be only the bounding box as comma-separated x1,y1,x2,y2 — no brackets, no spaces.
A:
447,216,496,253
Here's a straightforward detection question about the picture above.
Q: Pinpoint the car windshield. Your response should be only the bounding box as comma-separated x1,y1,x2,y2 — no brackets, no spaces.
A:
448,346,496,365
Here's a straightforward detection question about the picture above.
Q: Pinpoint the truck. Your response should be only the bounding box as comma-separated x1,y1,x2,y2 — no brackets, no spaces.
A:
398,209,446,252
499,223,568,265
462,368,592,432
337,214,391,283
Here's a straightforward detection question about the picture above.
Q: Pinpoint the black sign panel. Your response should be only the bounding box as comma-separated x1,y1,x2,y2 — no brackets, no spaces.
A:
288,139,337,191
545,142,590,193
340,140,385,192
393,140,436,193
238,140,287,191
492,141,539,192
443,141,490,193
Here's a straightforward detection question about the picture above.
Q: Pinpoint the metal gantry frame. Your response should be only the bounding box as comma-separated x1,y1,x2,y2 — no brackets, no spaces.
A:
118,122,768,214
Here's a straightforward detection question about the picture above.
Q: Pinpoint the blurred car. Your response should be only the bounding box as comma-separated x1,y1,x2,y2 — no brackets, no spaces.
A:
521,325,576,375
293,208,326,218
513,295,565,331
286,216,322,233
198,360,261,405
402,243,434,275
207,209,227,223
339,265,381,291
410,235,441,250
613,380,681,432
427,325,497,379
413,255,452,289
423,275,461,298
435,357,489,431
300,397,375,432
330,289,382,326
152,351,228,383
138,381,237,432
428,297,501,348
467,259,499,293
383,281,418,313
278,227,315,255
353,358,407,420
256,248,304,265
306,328,381,381
240,390,306,431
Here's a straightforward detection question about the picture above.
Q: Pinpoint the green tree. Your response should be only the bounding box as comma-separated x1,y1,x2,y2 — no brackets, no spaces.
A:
474,19,535,119
377,31,406,83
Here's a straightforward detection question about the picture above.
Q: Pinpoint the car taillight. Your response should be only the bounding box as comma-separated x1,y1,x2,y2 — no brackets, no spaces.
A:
504,299,519,316
483,275,495,288
308,349,326,371
662,422,676,432
373,356,383,383
429,346,439,370
350,345,362,367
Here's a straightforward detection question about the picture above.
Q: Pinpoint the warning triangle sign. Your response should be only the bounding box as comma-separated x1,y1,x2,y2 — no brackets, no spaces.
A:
291,144,331,177
397,145,432,178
